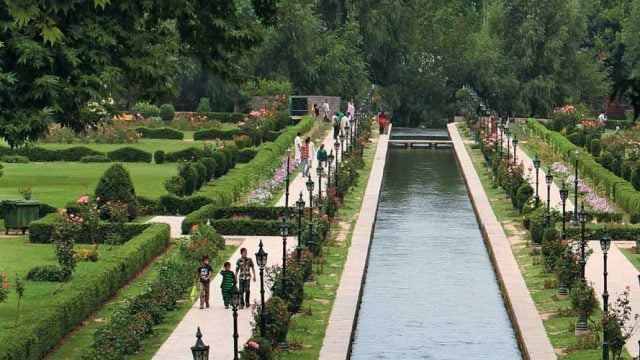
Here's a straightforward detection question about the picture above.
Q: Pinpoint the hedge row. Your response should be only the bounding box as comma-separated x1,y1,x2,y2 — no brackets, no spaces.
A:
529,119,640,215
0,146,153,163
565,223,640,240
137,194,214,216
193,127,243,140
28,213,149,243
0,224,170,360
182,116,314,233
136,126,184,140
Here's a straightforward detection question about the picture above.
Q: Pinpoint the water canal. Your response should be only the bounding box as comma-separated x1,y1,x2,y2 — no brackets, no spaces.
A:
350,142,521,359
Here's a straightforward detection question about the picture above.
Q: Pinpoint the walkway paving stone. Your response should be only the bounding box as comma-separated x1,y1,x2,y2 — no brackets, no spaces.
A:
449,123,556,360
319,129,388,360
154,236,296,360
146,215,185,238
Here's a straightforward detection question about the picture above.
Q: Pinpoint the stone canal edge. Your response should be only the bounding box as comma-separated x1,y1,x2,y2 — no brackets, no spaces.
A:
448,122,556,360
318,126,390,360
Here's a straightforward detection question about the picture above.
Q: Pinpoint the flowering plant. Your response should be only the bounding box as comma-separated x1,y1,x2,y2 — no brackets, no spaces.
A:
0,270,9,303
18,187,31,200
74,247,100,262
602,287,639,359
551,104,581,131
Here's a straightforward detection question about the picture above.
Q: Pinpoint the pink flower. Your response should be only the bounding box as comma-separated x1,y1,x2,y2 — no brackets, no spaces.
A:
76,195,89,204
247,341,259,349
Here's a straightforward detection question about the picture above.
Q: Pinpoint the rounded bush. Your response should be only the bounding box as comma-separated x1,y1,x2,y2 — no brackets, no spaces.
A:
630,213,640,224
178,162,198,196
107,147,152,162
154,150,165,164
164,176,185,197
133,102,160,118
95,163,139,219
193,162,207,190
590,139,601,157
221,148,233,171
567,132,584,147
199,157,216,182
159,104,175,121
516,183,534,213
211,151,227,178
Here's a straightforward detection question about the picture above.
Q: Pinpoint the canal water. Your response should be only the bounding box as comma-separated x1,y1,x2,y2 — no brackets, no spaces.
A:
350,147,521,359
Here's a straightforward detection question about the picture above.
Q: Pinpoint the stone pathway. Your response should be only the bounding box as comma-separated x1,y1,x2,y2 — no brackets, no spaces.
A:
275,129,347,206
319,129,387,359
585,241,640,356
146,215,185,238
154,236,296,360
449,123,556,359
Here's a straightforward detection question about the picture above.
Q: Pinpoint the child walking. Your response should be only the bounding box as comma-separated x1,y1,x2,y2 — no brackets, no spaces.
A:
197,256,213,309
220,261,235,309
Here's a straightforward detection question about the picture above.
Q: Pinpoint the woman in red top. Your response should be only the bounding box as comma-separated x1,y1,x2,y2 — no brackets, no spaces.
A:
378,110,388,135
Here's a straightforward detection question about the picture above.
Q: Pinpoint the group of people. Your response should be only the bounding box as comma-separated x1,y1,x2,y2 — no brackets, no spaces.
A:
197,247,257,310
294,132,328,177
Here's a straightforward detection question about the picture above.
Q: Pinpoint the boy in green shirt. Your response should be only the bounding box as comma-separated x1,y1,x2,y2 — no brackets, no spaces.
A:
220,262,235,309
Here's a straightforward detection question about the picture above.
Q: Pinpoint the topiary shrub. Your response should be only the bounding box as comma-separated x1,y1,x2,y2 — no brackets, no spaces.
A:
193,162,207,190
154,150,165,164
567,132,585,147
1,155,29,163
238,148,257,163
516,183,534,213
80,155,111,163
26,265,67,282
253,296,290,348
270,266,304,314
107,147,152,162
590,139,601,157
631,213,640,224
159,104,175,121
211,151,227,177
541,227,561,272
178,162,198,196
136,127,183,140
527,206,548,245
199,157,216,182
221,148,233,171
164,147,203,162
164,176,185,197
196,98,211,113
239,337,273,360
233,134,253,149
95,164,139,220
133,102,160,118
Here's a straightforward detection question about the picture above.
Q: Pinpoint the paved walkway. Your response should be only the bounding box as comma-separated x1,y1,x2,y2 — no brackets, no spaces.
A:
146,216,186,238
319,128,387,359
275,129,347,206
586,242,640,356
449,123,556,359
154,236,295,359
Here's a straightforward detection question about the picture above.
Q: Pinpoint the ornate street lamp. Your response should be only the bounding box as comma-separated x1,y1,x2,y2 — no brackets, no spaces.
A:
533,154,541,207
285,148,291,214
559,180,569,239
572,150,580,225
601,230,611,360
255,240,268,338
575,203,589,335
333,141,340,188
498,124,504,159
316,165,323,200
545,167,553,228
512,135,519,164
339,133,346,162
230,285,241,360
505,127,511,159
191,327,210,360
295,192,305,261
306,174,315,253
279,218,289,290
345,123,351,152
327,150,334,188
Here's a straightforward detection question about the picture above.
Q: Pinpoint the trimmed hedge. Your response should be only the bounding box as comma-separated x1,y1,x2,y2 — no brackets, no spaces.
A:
136,126,184,140
0,224,170,360
164,147,203,162
565,223,640,240
29,213,149,244
0,146,103,162
194,112,245,123
107,147,152,163
193,127,243,140
529,119,640,215
182,117,314,233
238,148,258,163
80,155,111,163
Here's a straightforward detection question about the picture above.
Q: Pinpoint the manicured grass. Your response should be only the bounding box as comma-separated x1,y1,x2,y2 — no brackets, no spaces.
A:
0,236,143,347
282,130,378,358
0,162,176,208
460,123,631,359
620,247,640,272
49,245,237,360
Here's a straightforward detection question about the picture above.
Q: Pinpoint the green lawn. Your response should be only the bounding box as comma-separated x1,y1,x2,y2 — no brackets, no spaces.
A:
0,162,176,208
50,245,237,360
460,123,631,359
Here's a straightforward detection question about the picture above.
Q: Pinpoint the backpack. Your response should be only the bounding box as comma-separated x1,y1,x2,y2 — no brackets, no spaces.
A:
332,115,339,126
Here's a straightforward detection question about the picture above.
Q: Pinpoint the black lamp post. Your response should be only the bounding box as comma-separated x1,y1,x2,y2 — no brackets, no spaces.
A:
230,285,241,360
280,218,289,285
512,135,519,164
255,240,268,338
545,167,553,228
345,123,351,152
505,128,511,159
498,124,504,159
296,192,305,261
191,327,210,360
316,165,323,200
575,204,589,335
306,174,315,253
533,154,541,207
601,230,611,360
327,150,334,188
559,180,569,239
339,133,345,162
333,141,340,188
285,148,291,212
572,150,579,225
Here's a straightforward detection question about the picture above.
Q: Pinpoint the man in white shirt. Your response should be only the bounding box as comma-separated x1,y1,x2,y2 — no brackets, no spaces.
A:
347,98,355,121
322,100,330,122
294,132,302,164
340,112,350,135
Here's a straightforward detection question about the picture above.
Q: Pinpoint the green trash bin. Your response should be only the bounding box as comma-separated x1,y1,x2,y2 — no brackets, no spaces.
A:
2,200,40,234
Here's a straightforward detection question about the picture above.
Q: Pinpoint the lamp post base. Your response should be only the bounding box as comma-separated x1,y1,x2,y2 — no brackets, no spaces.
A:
558,283,570,300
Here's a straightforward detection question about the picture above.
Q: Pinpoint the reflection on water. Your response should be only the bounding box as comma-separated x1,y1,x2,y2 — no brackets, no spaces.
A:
350,149,521,360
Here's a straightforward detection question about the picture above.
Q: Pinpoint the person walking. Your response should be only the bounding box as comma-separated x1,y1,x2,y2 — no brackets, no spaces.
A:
322,99,330,122
300,138,310,176
332,112,340,140
220,261,235,309
294,132,302,165
347,98,355,121
307,136,315,170
197,256,213,309
340,112,350,136
235,248,256,309
378,110,388,135
317,143,327,168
